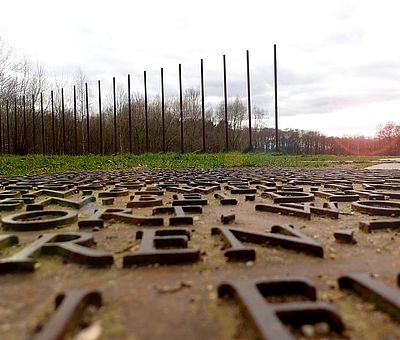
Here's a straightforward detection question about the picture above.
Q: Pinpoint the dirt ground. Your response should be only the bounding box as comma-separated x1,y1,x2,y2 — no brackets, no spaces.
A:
0,167,400,339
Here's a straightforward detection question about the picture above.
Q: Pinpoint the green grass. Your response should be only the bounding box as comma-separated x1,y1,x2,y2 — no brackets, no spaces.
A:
0,152,384,176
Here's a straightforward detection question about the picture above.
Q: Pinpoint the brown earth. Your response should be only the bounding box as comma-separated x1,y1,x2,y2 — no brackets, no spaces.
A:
0,167,399,339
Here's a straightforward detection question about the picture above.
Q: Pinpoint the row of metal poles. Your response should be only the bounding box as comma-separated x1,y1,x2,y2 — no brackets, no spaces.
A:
0,46,279,155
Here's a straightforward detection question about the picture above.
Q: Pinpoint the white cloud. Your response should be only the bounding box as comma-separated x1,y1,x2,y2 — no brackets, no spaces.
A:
0,0,399,136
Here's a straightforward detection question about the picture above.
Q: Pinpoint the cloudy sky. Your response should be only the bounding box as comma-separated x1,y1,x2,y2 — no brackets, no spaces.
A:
1,0,399,137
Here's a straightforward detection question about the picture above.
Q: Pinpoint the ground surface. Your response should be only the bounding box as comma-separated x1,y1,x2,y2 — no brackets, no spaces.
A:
366,158,400,169
0,166,400,339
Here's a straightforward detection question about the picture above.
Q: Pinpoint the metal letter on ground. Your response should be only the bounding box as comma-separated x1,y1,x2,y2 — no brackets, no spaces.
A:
123,228,200,266
0,232,113,272
218,278,345,340
1,210,78,230
152,205,202,225
339,272,400,322
211,224,323,259
211,226,255,261
34,289,102,340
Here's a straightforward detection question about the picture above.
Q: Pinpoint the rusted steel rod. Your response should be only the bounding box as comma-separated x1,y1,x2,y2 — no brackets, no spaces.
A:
246,50,252,149
144,71,149,152
61,88,66,154
23,95,27,154
98,80,103,155
127,74,132,154
274,44,279,152
223,55,228,150
113,77,117,154
179,64,184,153
161,68,166,153
40,93,45,154
201,59,206,152
85,82,90,153
32,94,36,154
14,97,18,153
51,90,55,154
73,86,78,155
6,100,10,154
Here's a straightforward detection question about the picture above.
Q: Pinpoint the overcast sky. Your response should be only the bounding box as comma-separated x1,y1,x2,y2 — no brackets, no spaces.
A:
1,0,399,137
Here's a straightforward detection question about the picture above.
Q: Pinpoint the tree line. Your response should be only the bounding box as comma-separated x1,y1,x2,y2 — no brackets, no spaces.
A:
273,123,400,155
0,36,399,155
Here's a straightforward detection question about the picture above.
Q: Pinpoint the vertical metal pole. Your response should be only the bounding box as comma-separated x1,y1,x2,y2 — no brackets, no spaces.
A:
40,93,45,154
32,94,36,154
144,71,149,153
179,64,184,153
0,101,2,154
73,86,77,155
6,100,10,154
128,74,132,154
200,59,206,152
61,88,66,154
223,55,229,150
85,82,90,154
14,97,18,153
98,80,103,155
51,91,55,154
113,76,117,154
161,68,166,153
23,96,26,154
274,44,279,152
246,50,252,149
